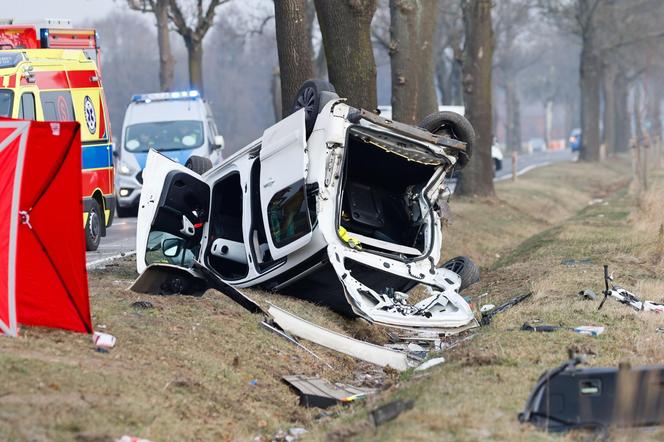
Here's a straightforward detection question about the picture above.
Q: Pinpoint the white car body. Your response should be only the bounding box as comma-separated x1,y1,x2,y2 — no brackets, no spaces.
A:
135,99,477,333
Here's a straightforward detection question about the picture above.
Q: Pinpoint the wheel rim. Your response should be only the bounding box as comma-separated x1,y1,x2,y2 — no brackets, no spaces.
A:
444,258,464,274
296,86,317,120
88,210,100,242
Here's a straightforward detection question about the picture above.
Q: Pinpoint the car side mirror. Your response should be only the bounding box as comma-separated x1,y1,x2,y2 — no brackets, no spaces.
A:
112,143,119,158
162,238,183,258
214,135,225,150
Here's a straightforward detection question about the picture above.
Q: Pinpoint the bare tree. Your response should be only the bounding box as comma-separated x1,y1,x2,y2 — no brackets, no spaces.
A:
388,0,438,124
455,0,495,197
314,0,378,110
169,0,230,94
492,0,534,152
273,0,314,117
435,2,464,106
127,0,175,91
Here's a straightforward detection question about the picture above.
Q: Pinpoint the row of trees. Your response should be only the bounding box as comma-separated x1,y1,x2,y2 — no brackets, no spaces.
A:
123,0,664,198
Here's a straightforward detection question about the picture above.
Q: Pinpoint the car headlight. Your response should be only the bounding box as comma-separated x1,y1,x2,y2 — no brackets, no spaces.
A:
118,161,135,176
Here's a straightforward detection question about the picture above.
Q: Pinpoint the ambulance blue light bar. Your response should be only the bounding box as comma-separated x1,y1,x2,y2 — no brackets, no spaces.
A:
131,90,200,103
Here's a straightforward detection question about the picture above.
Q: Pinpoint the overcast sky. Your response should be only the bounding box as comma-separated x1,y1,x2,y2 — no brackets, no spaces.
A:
3,0,124,24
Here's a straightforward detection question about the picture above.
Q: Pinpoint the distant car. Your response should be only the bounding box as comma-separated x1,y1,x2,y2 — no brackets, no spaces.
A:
528,138,547,153
569,128,581,152
115,91,224,217
133,80,480,333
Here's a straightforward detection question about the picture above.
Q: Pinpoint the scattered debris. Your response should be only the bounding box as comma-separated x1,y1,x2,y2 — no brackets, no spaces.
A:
267,304,412,371
577,289,597,300
370,399,415,426
130,300,154,309
283,375,376,408
519,356,664,433
598,265,664,312
521,322,561,332
414,357,445,372
561,258,593,266
249,379,257,386
572,326,604,337
480,293,533,326
92,331,116,350
657,328,664,333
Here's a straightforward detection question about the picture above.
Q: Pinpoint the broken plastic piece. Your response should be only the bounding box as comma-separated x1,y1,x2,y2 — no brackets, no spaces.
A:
480,293,532,326
268,304,411,371
519,358,664,432
578,289,597,301
598,265,664,313
521,322,561,332
371,399,415,426
283,375,376,408
573,326,604,337
415,357,445,371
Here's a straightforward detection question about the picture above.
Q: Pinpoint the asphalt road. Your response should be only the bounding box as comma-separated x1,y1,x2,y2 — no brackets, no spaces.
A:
85,149,577,265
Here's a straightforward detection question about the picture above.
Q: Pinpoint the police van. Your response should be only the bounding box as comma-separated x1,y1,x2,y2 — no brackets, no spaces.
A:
0,21,114,251
114,91,224,217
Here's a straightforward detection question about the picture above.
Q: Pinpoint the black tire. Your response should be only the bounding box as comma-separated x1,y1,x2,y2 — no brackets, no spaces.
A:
116,203,138,218
292,79,337,137
442,256,480,291
85,200,102,251
185,155,213,175
418,111,475,170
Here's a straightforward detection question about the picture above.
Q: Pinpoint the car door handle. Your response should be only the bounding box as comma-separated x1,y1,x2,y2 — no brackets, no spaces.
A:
263,178,275,188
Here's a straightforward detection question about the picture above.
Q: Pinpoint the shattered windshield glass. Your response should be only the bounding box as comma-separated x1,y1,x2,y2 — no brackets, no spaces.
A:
0,89,13,117
125,120,204,152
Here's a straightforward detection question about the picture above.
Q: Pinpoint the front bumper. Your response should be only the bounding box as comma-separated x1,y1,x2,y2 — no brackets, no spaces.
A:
116,172,142,208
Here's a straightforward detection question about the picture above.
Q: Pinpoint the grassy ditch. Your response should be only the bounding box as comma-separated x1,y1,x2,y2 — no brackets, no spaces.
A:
3,158,663,441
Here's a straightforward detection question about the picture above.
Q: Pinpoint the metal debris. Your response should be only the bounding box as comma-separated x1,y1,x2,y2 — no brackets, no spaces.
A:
283,375,376,408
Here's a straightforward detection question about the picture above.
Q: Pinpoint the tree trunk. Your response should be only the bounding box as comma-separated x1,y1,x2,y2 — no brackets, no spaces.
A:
648,78,662,167
449,53,464,106
155,0,174,92
389,0,438,124
271,66,282,122
504,75,521,152
578,41,601,161
274,0,314,117
186,38,204,95
314,0,378,110
455,0,494,197
602,63,617,155
614,72,630,153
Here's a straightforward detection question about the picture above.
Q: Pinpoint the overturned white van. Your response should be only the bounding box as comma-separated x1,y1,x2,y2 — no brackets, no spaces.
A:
133,80,480,333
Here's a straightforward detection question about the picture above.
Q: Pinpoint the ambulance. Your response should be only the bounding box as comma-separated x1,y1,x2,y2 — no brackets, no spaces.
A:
0,20,114,251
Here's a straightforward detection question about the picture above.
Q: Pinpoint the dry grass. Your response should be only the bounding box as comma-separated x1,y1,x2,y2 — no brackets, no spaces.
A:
4,158,664,441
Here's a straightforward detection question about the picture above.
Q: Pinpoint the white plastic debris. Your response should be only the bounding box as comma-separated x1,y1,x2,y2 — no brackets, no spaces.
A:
93,331,117,349
480,304,495,313
573,326,604,337
415,357,446,371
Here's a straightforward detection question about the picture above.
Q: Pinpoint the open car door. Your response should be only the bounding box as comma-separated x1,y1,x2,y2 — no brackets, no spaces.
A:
259,108,312,260
136,149,210,274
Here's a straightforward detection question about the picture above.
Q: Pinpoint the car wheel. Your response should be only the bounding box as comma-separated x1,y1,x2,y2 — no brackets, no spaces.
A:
442,256,480,292
185,155,213,175
86,200,103,251
116,203,138,218
292,79,337,137
418,111,475,170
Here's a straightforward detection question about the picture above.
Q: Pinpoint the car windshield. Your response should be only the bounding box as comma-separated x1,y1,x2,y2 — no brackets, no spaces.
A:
125,120,204,152
0,89,13,117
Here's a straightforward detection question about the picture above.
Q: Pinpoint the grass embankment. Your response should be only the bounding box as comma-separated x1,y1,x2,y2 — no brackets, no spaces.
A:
2,158,662,441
